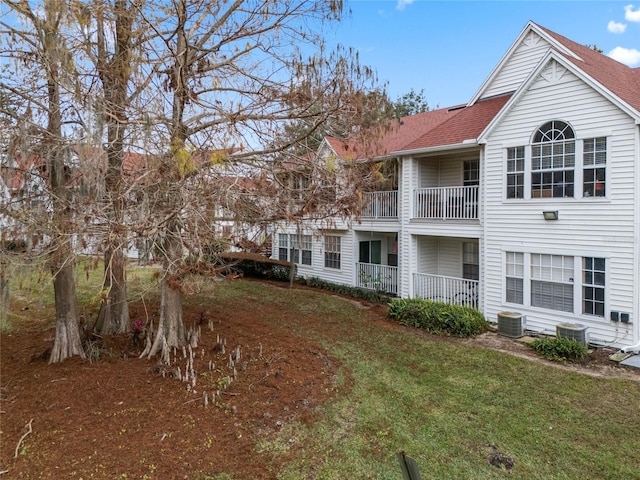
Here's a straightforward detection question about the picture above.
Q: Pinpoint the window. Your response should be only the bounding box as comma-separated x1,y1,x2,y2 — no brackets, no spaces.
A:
278,234,288,262
289,234,301,264
463,160,479,186
583,137,606,197
279,171,310,200
583,257,605,317
359,240,381,264
462,242,479,281
506,146,524,199
506,252,607,318
324,235,341,269
278,233,311,265
300,235,312,265
387,234,398,267
531,121,575,198
531,254,573,312
505,252,524,304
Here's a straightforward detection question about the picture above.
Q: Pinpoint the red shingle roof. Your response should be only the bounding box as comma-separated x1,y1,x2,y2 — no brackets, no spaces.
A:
535,23,640,112
325,94,511,159
402,94,512,151
325,107,455,160
325,22,639,161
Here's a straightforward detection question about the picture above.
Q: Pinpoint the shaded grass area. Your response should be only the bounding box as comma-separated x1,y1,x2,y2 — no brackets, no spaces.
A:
4,258,161,332
215,281,640,480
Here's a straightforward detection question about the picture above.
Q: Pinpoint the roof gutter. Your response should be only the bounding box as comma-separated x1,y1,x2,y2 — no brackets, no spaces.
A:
392,139,479,158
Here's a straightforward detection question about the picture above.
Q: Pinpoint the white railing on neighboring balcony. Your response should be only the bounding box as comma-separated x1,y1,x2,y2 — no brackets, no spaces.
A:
413,273,478,308
361,191,398,218
413,186,478,220
356,262,398,295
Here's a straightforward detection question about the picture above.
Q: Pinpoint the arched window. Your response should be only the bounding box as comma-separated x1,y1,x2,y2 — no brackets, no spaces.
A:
531,121,575,198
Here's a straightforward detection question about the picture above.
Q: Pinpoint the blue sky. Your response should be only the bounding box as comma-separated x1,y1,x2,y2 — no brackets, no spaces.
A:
330,1,640,108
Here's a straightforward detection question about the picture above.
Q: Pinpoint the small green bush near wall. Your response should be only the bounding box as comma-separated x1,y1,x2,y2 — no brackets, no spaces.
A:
297,277,393,304
530,335,588,363
387,298,488,337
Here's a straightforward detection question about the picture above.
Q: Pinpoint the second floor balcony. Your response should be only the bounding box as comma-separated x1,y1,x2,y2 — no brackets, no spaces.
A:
413,186,479,220
361,186,480,222
361,190,398,219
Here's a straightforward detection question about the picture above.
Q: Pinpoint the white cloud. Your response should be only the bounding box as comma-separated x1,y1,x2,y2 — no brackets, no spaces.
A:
624,4,640,22
607,20,627,33
396,0,414,11
608,46,640,66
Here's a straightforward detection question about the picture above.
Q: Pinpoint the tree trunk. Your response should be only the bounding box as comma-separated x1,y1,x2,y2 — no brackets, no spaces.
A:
94,245,129,335
44,6,83,363
0,257,9,329
92,0,134,335
143,0,189,360
49,248,85,363
145,223,185,359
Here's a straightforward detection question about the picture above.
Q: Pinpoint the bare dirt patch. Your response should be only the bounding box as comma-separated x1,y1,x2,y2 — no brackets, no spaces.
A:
1,279,637,479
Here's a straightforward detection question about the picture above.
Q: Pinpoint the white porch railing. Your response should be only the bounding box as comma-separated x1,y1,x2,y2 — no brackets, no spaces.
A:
413,273,478,308
413,186,478,220
361,191,398,218
356,262,398,295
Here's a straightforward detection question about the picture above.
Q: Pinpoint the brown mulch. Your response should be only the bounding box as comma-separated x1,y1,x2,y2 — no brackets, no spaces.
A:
1,279,637,479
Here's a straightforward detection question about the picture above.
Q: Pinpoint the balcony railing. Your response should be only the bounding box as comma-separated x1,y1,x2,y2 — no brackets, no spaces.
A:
356,262,398,295
361,191,398,219
413,273,478,308
413,186,478,220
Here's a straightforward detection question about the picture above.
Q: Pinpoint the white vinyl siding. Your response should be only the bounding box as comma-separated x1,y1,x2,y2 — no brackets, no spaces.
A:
483,63,637,348
481,30,552,99
416,236,438,273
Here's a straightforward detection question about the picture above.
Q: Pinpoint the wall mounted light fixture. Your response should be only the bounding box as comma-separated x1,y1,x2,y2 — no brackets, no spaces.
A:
543,210,559,220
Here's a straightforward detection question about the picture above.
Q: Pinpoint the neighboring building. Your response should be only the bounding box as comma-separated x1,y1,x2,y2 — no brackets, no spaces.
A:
271,21,640,352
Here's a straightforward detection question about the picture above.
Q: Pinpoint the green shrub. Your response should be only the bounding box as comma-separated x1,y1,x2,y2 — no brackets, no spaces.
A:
297,277,393,304
530,335,588,363
387,298,488,337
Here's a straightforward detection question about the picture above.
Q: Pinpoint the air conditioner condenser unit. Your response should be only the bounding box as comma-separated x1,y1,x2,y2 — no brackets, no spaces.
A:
556,323,589,346
497,312,525,338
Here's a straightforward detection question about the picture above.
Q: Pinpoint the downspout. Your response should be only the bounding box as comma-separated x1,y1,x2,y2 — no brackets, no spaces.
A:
622,123,640,353
479,143,486,314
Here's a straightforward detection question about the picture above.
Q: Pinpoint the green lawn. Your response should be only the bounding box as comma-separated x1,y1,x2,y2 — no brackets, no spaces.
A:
5,264,640,479
214,280,640,480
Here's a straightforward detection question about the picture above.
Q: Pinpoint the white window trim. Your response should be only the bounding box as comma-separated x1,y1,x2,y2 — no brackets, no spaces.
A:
501,249,610,321
278,233,312,266
503,131,611,203
323,234,342,270
581,136,610,201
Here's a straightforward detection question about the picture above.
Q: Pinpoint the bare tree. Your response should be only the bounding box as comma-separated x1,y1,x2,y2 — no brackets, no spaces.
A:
1,0,85,362
1,0,387,363
72,0,140,335
134,0,384,358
